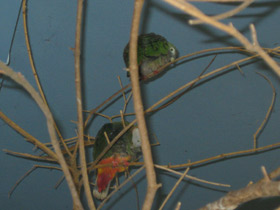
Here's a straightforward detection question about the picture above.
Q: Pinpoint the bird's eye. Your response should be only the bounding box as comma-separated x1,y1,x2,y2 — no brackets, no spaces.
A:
170,47,175,52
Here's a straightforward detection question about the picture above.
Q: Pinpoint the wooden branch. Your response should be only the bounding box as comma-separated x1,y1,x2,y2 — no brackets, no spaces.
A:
0,62,83,210
22,0,47,106
84,83,131,127
253,72,276,148
0,110,57,160
162,141,280,169
74,0,95,209
159,168,190,210
155,165,230,187
197,178,280,210
86,46,279,124
165,0,280,78
191,0,254,24
8,164,62,198
175,202,182,210
3,149,56,162
129,0,161,209
263,166,280,182
22,0,70,156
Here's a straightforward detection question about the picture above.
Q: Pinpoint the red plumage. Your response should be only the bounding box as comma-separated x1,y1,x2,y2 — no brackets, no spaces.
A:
96,155,130,194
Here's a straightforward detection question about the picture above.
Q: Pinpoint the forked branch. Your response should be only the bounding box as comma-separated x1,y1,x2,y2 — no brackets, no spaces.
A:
129,0,161,209
0,62,83,210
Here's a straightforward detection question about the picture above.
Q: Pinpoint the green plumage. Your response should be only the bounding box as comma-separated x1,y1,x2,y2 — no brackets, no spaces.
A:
123,33,178,80
92,121,141,200
93,121,141,162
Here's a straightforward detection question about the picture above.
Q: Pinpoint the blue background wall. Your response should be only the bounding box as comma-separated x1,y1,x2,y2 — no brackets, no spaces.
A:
1,0,280,209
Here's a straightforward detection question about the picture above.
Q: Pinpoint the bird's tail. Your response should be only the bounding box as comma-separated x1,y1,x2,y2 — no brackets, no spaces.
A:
93,179,112,200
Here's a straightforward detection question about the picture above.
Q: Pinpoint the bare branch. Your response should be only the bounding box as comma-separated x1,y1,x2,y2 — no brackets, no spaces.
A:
253,72,276,148
0,110,57,160
165,0,280,77
8,164,62,198
129,0,161,209
191,0,254,24
198,177,280,210
0,62,84,210
74,0,95,209
155,165,230,187
3,149,56,162
22,0,69,155
159,168,190,210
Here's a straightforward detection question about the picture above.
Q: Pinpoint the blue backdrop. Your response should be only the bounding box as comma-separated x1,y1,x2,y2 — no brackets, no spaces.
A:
1,0,280,209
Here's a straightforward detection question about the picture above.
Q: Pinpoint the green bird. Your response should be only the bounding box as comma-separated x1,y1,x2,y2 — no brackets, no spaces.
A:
92,121,141,200
123,33,178,80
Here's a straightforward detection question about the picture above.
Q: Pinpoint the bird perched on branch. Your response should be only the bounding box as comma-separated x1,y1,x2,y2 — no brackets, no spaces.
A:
92,121,142,200
123,33,178,81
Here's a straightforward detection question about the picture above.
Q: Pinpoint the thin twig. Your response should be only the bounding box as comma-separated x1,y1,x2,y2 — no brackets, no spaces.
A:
145,47,279,116
0,110,57,160
164,141,280,169
261,166,270,182
0,77,4,93
118,76,133,113
118,76,127,106
104,131,111,144
54,175,65,189
4,0,22,65
253,72,276,149
191,0,254,24
150,54,216,113
120,110,126,127
127,170,141,210
9,164,61,198
159,167,190,210
3,149,56,162
22,0,69,156
235,63,244,75
84,83,131,127
22,0,46,105
175,202,182,210
262,166,280,183
74,0,95,209
155,165,230,187
145,55,258,115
